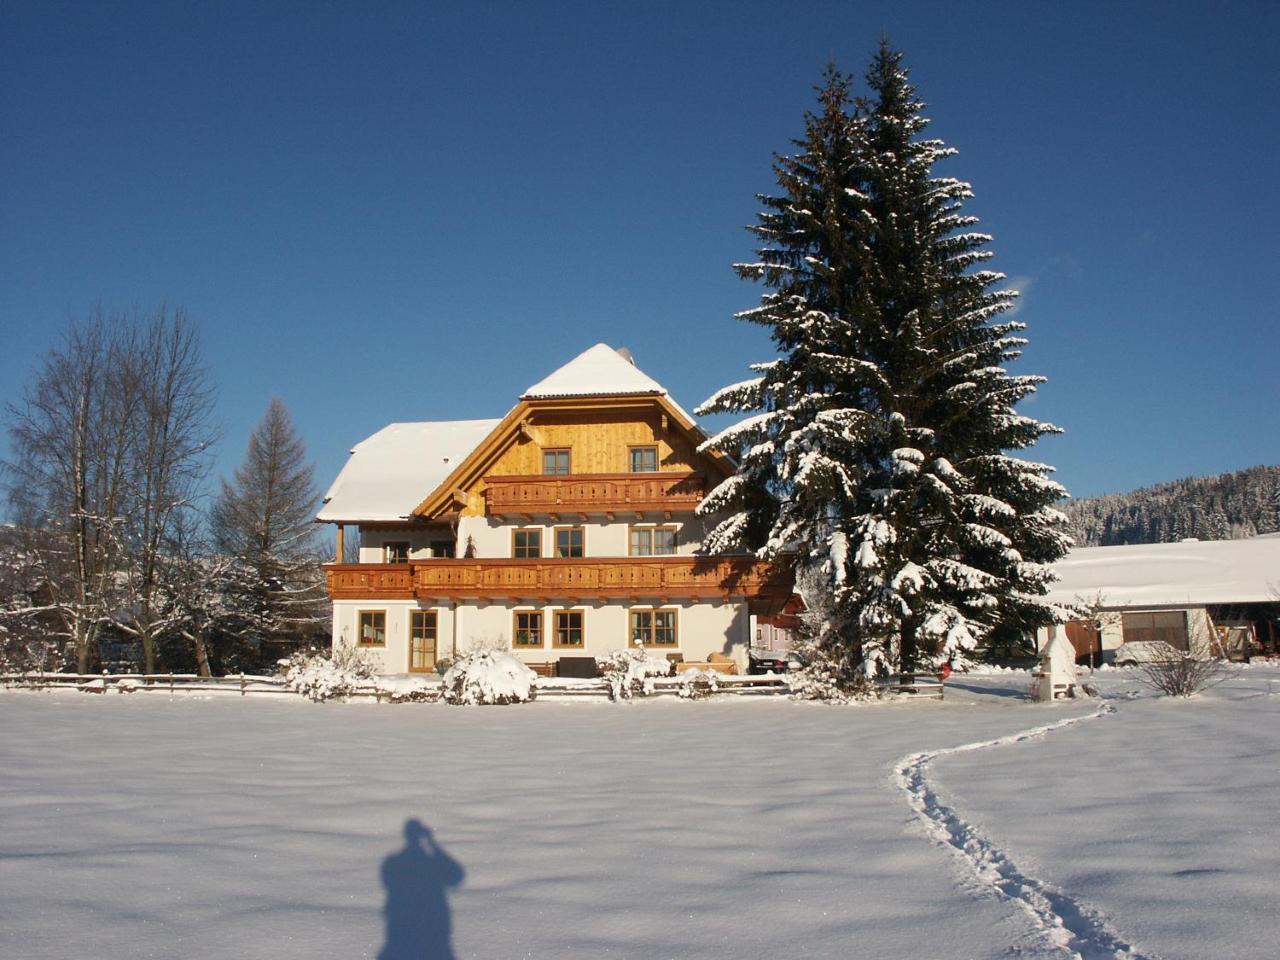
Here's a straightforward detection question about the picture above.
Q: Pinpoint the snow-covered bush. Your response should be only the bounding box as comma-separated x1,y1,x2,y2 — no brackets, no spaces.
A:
441,650,537,705
676,668,720,699
596,647,672,700
282,647,377,702
785,636,879,703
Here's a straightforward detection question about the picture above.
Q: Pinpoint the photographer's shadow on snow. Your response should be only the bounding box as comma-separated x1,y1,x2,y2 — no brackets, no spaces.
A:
378,818,464,960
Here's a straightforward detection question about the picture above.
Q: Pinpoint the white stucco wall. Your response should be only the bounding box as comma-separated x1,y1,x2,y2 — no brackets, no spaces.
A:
332,600,459,674
334,598,750,673
457,514,708,559
357,527,454,563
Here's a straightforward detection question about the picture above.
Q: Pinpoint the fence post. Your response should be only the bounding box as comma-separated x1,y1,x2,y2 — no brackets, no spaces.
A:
169,671,174,695
101,668,109,695
240,672,246,696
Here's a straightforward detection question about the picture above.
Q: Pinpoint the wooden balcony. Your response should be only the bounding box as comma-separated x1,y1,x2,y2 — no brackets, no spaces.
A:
325,557,793,608
483,472,705,519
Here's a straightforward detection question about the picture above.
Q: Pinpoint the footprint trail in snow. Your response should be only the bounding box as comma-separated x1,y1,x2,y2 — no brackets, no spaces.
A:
893,701,1159,960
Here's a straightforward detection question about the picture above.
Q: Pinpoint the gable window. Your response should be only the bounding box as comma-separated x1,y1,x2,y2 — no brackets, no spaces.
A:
554,526,584,558
628,526,677,556
384,541,410,564
513,529,542,559
513,610,543,647
409,611,438,671
629,445,658,473
358,610,387,647
553,610,584,648
630,608,677,647
542,448,571,475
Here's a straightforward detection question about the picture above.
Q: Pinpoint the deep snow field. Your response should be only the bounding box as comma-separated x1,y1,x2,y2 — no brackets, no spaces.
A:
1,666,1277,960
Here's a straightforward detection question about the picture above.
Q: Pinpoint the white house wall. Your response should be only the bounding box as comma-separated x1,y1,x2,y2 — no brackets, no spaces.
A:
332,600,459,675
357,527,454,563
333,598,749,673
356,514,712,562
456,514,709,558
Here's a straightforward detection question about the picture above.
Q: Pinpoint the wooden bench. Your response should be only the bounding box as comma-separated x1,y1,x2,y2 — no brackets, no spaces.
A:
671,653,740,676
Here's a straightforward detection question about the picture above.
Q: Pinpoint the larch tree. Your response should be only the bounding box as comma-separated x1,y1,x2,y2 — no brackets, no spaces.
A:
211,397,328,650
698,45,1071,684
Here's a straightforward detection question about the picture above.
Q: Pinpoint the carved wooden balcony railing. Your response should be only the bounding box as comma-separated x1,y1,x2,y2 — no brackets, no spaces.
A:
483,472,705,519
325,557,793,607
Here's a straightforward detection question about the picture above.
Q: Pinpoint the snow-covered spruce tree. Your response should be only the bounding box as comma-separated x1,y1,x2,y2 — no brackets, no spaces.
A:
698,45,1071,680
211,398,328,653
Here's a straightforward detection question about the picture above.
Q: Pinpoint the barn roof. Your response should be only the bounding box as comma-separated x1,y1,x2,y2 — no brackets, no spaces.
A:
1044,537,1280,608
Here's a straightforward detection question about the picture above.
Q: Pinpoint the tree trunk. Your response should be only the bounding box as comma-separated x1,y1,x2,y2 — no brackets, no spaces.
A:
140,630,158,674
192,628,212,678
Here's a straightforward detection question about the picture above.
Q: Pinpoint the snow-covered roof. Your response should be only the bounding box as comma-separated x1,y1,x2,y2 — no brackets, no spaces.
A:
317,419,500,523
1044,537,1280,609
522,343,667,399
521,342,705,435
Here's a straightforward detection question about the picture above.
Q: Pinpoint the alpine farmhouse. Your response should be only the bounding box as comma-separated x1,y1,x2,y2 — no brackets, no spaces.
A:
318,344,792,675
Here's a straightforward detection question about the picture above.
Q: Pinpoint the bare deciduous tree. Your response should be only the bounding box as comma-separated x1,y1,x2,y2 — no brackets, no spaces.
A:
113,307,217,672
3,306,216,672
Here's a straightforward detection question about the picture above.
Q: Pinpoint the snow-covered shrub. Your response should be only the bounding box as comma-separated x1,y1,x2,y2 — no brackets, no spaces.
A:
282,647,377,702
1135,655,1229,698
785,637,879,703
441,650,537,705
676,668,719,700
596,647,672,701
372,675,440,704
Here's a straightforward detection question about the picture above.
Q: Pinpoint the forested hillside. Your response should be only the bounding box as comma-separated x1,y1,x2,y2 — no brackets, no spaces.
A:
1065,465,1280,546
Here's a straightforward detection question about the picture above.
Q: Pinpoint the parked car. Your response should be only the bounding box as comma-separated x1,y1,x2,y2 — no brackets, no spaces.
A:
1113,640,1183,666
748,648,800,674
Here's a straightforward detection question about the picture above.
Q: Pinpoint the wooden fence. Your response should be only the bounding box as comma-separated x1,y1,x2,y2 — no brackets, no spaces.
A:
1,671,942,701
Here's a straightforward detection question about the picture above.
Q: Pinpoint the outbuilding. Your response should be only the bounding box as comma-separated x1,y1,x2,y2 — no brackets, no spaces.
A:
1039,535,1280,663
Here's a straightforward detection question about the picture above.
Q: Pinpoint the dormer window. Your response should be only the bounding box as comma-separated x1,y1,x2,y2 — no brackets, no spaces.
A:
629,445,658,473
542,448,571,475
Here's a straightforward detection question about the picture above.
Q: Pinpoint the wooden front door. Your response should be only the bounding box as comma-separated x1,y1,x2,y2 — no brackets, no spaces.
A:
409,610,438,673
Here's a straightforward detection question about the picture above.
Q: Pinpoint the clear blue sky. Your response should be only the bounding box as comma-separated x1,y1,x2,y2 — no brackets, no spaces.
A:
2,0,1277,507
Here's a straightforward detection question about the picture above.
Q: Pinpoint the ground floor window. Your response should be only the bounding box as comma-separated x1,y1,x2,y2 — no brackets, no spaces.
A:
630,608,677,647
358,610,387,646
1122,611,1189,650
409,610,438,671
513,610,543,647
553,610,584,647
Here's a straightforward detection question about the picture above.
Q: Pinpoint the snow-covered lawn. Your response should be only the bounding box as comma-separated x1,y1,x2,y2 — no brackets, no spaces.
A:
1,668,1276,959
